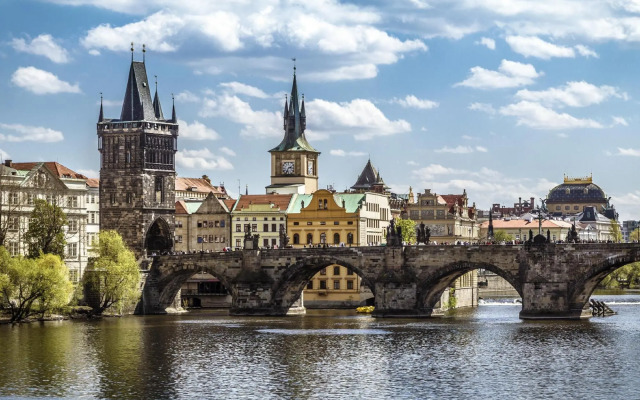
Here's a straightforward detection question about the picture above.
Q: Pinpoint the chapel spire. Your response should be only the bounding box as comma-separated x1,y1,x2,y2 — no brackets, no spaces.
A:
98,93,104,122
153,75,164,120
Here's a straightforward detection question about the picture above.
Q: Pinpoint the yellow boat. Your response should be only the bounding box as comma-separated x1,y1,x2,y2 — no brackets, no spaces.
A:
356,306,375,313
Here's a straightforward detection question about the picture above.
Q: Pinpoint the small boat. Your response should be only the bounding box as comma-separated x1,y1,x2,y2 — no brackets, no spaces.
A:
356,306,375,313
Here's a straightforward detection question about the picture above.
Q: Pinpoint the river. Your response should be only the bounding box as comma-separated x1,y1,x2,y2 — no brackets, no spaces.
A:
1,294,639,399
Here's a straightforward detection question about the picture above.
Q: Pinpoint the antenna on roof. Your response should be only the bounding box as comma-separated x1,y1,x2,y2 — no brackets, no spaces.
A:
155,75,157,91
142,44,146,63
130,42,134,61
292,57,296,74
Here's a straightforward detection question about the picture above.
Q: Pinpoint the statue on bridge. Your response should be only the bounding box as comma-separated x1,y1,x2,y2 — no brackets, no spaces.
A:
386,219,403,246
416,222,431,245
244,226,260,249
279,224,289,248
567,222,579,243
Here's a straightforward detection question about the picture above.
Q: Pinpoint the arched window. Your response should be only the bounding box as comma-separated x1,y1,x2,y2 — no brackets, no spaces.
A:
347,233,354,245
320,233,326,244
307,233,313,245
323,199,328,209
293,233,299,245
333,233,340,244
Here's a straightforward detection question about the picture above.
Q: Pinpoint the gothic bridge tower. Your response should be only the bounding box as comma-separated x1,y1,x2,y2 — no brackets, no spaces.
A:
266,66,320,194
97,51,178,258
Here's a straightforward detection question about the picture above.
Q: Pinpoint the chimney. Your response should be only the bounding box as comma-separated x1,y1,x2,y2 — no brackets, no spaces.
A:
4,160,12,167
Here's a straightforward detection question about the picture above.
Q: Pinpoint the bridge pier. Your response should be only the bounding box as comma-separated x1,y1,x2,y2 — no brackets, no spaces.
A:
519,282,592,320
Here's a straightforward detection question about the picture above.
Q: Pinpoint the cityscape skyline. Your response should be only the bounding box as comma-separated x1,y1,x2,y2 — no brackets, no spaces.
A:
1,1,639,220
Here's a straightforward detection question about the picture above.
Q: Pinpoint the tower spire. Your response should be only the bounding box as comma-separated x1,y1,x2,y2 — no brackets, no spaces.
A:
153,75,164,119
98,92,104,122
171,93,177,123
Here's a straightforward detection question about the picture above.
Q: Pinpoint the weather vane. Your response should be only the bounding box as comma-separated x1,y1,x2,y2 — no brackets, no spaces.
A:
292,57,296,73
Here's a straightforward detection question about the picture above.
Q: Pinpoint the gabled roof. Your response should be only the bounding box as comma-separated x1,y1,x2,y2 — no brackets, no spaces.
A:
176,200,189,215
232,194,293,212
11,162,87,179
86,178,99,188
175,177,228,198
351,159,389,191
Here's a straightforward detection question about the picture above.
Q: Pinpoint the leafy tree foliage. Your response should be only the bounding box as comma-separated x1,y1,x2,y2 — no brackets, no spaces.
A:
600,262,640,288
0,247,73,322
609,219,623,243
493,230,514,243
84,231,140,315
25,199,67,259
629,228,640,243
394,218,417,244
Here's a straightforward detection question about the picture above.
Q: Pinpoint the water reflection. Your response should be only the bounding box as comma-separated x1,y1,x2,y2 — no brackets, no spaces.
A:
1,301,640,399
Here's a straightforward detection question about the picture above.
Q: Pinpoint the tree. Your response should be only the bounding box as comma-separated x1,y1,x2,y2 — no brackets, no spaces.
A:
0,247,73,322
394,218,417,244
84,231,140,315
609,219,623,243
25,199,67,259
493,230,514,243
629,228,640,243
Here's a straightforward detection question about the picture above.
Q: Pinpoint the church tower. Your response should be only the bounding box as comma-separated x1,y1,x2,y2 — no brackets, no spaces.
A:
97,50,178,258
266,66,320,194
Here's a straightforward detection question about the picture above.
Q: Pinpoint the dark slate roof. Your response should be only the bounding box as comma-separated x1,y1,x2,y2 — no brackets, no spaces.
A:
120,61,157,121
269,72,318,153
547,182,606,203
351,159,389,190
153,88,164,120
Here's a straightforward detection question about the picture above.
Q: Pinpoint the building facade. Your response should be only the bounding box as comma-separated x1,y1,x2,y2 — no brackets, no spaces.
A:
546,175,617,219
174,193,232,253
230,194,292,249
0,161,92,283
479,218,573,243
97,56,178,257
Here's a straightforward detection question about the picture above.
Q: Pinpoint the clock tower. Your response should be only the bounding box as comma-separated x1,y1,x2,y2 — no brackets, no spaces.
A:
266,67,320,194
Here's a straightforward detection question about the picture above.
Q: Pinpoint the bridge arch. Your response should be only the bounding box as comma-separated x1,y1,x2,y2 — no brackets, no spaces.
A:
569,254,640,311
145,217,172,254
272,255,376,312
150,257,236,312
417,261,522,311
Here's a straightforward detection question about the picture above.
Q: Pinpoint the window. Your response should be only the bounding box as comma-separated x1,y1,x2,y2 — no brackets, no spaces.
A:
67,243,78,258
272,238,277,247
319,280,327,290
236,224,241,232
252,224,257,232
69,270,79,283
126,193,133,204
334,221,339,225
68,219,78,232
347,233,354,244
203,220,208,227
307,281,313,289
176,235,183,243
236,239,241,248
215,221,219,227
8,193,19,205
264,239,269,247
347,280,354,290
197,221,203,228
244,224,250,232
264,224,269,232
574,206,579,210
320,233,326,244
68,196,78,208
307,233,313,244
307,221,312,225
333,233,340,244
333,280,340,290
320,268,326,275
272,224,277,232
293,222,299,226
109,193,116,204
209,235,214,243
347,221,353,225
8,242,19,256
556,206,561,210
27,194,34,205
565,206,570,210
333,266,340,275
320,221,326,225
8,217,19,231
293,234,300,244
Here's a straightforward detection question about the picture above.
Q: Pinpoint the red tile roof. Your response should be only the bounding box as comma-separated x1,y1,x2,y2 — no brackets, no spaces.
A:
176,177,228,196
175,200,188,214
233,194,293,212
86,178,99,188
11,162,87,179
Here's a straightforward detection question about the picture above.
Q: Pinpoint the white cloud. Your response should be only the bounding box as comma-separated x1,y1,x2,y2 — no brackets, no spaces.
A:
178,119,220,140
468,102,496,114
11,34,69,63
612,116,629,126
499,101,603,129
11,67,80,95
455,59,542,89
615,148,640,156
557,133,569,138
176,148,233,170
220,147,236,156
0,148,10,161
434,145,488,154
515,81,626,108
330,149,367,157
575,44,598,58
477,37,496,49
88,49,101,56
175,91,200,103
220,82,270,98
407,160,419,166
306,64,379,81
0,123,64,142
199,93,282,138
308,98,411,140
393,95,439,109
506,36,575,59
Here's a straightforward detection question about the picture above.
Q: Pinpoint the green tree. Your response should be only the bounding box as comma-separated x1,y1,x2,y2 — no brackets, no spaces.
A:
24,199,67,259
629,228,640,243
493,230,514,243
609,219,623,243
0,247,73,322
394,218,417,244
84,231,140,315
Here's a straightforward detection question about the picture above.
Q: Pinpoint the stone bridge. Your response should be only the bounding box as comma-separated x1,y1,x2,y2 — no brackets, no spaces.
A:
140,243,640,320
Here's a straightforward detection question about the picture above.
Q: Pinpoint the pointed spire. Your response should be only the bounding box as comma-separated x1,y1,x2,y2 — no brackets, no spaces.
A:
98,92,104,122
171,93,177,123
120,58,155,121
152,75,164,119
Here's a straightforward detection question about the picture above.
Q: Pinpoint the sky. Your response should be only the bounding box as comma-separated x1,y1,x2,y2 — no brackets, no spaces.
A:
1,0,640,221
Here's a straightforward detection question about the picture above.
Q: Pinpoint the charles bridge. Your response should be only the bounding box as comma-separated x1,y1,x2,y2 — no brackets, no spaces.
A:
140,243,640,320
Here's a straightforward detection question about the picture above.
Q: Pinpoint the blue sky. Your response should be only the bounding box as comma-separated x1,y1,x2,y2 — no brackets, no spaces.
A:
1,0,640,220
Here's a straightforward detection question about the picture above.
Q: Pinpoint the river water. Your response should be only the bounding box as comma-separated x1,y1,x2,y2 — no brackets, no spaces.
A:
1,294,639,399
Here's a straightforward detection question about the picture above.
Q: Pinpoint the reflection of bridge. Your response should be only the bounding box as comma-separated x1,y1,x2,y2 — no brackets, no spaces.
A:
140,243,640,319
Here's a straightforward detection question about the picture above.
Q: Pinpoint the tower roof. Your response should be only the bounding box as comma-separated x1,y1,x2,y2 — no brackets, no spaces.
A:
270,69,318,153
120,61,157,121
351,159,389,191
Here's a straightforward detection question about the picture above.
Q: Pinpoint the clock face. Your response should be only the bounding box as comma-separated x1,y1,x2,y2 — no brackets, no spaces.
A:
307,161,314,175
282,161,294,174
